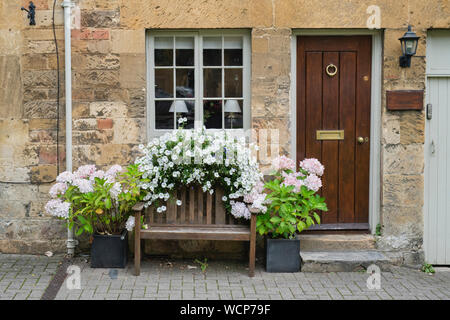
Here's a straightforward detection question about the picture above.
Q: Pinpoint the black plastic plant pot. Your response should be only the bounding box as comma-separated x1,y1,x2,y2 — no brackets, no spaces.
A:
90,230,128,268
265,236,301,272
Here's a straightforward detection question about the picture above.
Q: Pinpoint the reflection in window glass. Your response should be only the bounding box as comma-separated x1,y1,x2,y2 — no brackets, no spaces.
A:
155,101,174,129
224,99,243,129
224,37,243,66
203,69,222,98
225,69,243,98
204,100,222,129
176,69,195,98
176,100,195,129
155,69,173,98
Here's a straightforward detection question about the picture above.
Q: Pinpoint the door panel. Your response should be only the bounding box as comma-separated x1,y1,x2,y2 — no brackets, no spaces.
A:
297,36,372,226
425,77,450,264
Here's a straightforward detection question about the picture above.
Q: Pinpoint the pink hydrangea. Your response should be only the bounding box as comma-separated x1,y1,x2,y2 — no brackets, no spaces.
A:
281,171,304,192
300,158,324,176
72,178,94,193
105,165,123,182
303,174,322,192
273,155,296,172
56,171,75,184
45,199,70,219
49,182,68,198
90,170,105,181
231,201,251,220
74,165,97,179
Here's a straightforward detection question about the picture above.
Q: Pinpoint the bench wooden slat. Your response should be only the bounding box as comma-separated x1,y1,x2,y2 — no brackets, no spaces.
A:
206,193,212,224
180,189,186,223
197,188,203,224
215,189,226,224
189,187,195,223
140,226,251,241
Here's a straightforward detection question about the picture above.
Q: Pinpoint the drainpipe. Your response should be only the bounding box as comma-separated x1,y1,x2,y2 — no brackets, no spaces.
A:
62,0,77,255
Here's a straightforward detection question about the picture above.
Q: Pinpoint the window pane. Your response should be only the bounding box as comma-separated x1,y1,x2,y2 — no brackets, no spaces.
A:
155,37,173,66
176,69,195,98
203,49,221,66
203,69,222,98
224,49,243,66
203,37,222,66
224,37,243,66
155,69,173,98
176,37,194,66
204,100,222,129
155,100,174,129
225,69,242,98
176,100,195,129
155,69,174,98
224,99,243,129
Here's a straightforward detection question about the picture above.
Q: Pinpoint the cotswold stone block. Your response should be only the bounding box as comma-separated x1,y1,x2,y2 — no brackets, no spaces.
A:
73,70,120,88
112,118,145,144
382,205,424,239
382,175,424,208
0,56,22,118
119,54,146,88
399,111,425,144
72,53,120,70
23,70,57,88
90,101,128,118
73,130,114,144
24,101,58,118
73,118,98,131
384,144,424,175
30,165,57,183
111,30,145,54
81,10,120,28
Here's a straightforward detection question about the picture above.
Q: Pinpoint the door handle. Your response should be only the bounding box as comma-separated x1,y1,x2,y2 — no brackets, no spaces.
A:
357,137,369,144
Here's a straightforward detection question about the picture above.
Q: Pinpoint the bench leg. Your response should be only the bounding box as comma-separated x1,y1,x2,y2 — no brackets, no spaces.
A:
135,211,141,276
249,214,256,277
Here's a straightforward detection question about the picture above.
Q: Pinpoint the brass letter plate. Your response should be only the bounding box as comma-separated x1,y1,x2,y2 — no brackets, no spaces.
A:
316,130,344,140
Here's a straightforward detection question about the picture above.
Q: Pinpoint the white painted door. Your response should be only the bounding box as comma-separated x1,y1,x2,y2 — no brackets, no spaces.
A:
424,30,450,264
425,77,450,264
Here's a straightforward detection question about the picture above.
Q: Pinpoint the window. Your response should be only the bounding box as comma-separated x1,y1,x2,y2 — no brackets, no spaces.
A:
147,30,251,135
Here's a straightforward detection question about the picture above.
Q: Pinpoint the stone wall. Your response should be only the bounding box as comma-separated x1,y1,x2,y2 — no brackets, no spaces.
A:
0,0,449,255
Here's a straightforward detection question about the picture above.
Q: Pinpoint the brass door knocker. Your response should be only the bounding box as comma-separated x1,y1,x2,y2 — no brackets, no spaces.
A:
326,63,338,77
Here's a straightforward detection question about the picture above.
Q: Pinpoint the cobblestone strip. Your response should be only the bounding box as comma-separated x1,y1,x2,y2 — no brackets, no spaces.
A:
0,254,63,300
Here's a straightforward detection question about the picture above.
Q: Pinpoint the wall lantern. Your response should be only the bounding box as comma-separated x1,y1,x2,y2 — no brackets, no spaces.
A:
399,25,419,68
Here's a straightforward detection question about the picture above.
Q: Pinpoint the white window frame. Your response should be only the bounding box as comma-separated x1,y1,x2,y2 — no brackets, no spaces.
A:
146,29,251,138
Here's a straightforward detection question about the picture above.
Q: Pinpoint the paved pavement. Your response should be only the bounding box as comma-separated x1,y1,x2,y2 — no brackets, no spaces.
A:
0,253,62,300
55,257,450,300
1,254,450,300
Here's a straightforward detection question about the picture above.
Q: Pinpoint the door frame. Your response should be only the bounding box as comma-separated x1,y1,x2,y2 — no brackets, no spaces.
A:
290,29,383,234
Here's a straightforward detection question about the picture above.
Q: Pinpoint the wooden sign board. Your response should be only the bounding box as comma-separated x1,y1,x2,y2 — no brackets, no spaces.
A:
386,90,424,111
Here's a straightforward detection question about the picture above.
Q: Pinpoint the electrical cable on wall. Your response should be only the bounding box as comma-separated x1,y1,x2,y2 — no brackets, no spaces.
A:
0,2,60,185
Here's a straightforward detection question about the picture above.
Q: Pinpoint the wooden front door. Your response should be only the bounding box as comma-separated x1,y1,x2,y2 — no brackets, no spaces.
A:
296,36,372,229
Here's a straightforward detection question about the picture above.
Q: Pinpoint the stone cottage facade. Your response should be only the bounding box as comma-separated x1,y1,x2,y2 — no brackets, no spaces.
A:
1,0,449,264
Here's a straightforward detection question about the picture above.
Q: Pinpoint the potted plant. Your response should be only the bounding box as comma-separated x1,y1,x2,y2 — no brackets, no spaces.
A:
45,164,146,268
256,156,328,272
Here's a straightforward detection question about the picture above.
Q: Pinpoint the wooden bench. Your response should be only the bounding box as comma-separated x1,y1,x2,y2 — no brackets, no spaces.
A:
132,187,257,277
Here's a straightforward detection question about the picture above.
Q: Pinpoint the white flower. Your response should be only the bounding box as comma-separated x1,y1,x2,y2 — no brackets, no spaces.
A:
72,178,94,193
49,183,68,198
56,171,75,184
109,182,122,200
45,199,70,219
176,200,182,206
125,216,135,231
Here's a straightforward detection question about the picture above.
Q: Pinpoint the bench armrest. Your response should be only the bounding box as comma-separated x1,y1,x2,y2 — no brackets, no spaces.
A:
132,202,145,212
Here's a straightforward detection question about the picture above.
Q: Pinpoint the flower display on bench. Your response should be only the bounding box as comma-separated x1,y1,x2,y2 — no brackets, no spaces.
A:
135,123,267,219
